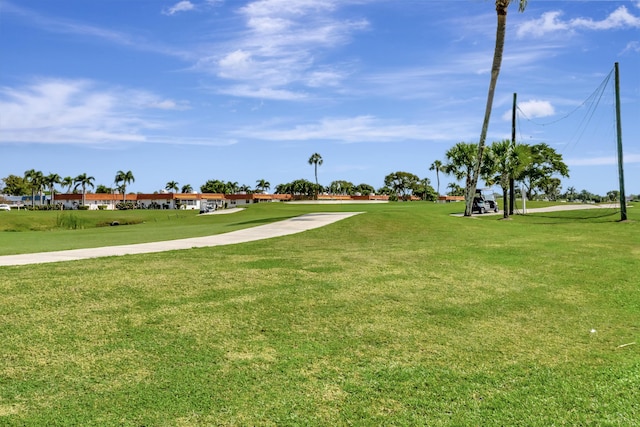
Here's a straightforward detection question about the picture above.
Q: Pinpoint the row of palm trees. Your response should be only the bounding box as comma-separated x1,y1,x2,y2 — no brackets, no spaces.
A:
21,170,138,208
431,139,569,218
23,170,97,208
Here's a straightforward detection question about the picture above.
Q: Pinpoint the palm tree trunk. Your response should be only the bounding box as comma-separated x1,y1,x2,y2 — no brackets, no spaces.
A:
465,5,508,216
502,184,509,219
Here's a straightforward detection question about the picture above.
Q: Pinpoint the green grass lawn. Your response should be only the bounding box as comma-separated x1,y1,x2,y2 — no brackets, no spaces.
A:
1,202,638,425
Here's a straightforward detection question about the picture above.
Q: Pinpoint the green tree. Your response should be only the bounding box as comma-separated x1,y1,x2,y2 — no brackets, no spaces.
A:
255,179,270,194
447,182,465,196
606,190,619,202
114,170,135,203
466,0,528,216
73,173,95,207
44,173,62,207
384,171,420,201
329,180,354,195
61,176,74,193
201,179,228,194
540,177,562,201
483,140,531,218
225,181,239,194
95,184,113,194
2,174,29,196
354,183,375,196
165,181,179,193
181,184,193,194
444,142,481,199
413,178,437,201
519,143,569,200
308,153,323,199
24,169,44,207
429,160,444,196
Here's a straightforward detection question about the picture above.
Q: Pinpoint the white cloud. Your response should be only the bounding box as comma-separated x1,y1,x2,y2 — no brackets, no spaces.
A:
233,115,456,143
503,99,555,121
517,11,569,38
517,6,640,38
218,85,307,101
622,41,640,54
200,0,368,99
162,1,196,16
0,79,187,145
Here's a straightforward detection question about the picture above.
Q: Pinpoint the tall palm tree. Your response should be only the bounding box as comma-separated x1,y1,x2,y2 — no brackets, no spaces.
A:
226,181,239,194
61,176,74,193
24,169,44,207
255,179,270,194
165,181,179,193
114,170,135,203
443,142,480,193
181,184,193,194
44,173,62,207
429,160,444,196
483,140,531,219
308,153,323,199
465,0,528,216
73,173,95,207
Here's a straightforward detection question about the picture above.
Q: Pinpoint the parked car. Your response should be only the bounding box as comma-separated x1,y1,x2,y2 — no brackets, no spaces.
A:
0,204,11,211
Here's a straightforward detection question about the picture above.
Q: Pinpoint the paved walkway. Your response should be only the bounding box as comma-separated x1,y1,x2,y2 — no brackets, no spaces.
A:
0,212,362,267
454,203,626,217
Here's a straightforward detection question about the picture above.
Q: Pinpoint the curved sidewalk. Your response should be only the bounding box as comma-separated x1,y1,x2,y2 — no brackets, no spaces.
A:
0,212,362,267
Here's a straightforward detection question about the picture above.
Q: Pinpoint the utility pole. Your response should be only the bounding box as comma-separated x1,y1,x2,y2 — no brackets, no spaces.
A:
614,62,627,221
509,93,516,215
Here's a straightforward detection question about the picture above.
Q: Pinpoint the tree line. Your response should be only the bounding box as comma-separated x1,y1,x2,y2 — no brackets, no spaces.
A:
1,148,633,210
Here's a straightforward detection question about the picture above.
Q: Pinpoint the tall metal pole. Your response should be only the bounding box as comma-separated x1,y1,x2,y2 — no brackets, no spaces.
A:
614,62,627,221
509,92,516,215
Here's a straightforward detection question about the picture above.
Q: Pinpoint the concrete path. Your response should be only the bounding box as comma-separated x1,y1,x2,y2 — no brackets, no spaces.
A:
454,203,627,217
0,212,362,267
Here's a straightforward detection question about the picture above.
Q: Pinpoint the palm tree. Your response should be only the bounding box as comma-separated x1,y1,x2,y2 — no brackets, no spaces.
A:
255,179,270,194
226,181,239,194
61,176,74,193
443,142,480,195
483,140,531,219
44,173,62,207
73,173,95,207
308,153,323,199
165,181,179,193
465,0,528,216
181,184,193,194
429,160,444,196
114,170,135,203
24,169,45,207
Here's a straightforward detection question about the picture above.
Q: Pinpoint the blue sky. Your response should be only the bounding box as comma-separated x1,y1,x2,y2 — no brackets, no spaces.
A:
1,0,639,196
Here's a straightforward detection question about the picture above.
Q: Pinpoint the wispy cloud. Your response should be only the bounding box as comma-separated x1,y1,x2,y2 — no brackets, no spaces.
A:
162,1,196,16
232,115,467,143
0,79,190,145
2,1,192,60
198,0,369,100
517,6,640,38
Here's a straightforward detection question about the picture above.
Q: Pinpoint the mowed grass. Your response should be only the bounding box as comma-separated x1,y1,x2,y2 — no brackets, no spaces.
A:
0,202,638,425
0,204,363,255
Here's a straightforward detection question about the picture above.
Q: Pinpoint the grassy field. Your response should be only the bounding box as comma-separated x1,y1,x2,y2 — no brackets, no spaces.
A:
1,202,638,425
